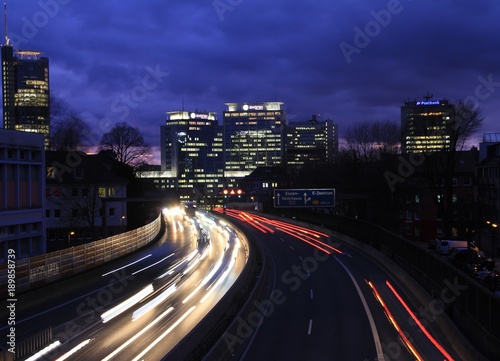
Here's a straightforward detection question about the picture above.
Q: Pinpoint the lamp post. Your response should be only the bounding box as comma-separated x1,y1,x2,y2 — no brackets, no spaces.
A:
121,216,126,231
67,231,75,247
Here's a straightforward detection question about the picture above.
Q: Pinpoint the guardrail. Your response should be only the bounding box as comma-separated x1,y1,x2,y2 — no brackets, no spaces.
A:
277,210,500,361
0,214,163,295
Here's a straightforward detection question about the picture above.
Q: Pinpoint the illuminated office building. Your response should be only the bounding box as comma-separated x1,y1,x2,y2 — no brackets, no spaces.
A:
160,110,224,197
286,115,338,166
2,44,50,149
401,97,454,153
223,102,286,177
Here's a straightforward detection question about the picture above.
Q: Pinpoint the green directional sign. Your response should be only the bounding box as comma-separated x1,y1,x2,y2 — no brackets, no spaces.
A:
273,189,335,208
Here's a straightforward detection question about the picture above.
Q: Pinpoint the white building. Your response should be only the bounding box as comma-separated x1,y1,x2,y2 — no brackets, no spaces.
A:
0,129,46,261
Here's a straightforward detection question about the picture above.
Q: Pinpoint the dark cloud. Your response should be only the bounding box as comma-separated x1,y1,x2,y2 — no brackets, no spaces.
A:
3,0,499,161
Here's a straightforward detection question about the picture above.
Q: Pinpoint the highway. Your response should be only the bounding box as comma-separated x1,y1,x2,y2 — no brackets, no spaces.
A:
218,209,463,361
0,207,247,361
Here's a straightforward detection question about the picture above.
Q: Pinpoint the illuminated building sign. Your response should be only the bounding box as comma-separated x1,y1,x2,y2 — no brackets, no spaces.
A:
242,104,264,111
416,100,440,106
190,112,209,119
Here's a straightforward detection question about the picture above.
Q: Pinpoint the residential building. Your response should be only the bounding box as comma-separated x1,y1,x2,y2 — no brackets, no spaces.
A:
476,135,500,256
0,129,45,261
223,101,286,177
400,150,477,242
401,96,454,153
45,151,128,245
1,44,50,148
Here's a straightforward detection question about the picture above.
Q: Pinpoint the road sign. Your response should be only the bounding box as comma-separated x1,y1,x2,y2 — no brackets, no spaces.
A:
273,189,335,208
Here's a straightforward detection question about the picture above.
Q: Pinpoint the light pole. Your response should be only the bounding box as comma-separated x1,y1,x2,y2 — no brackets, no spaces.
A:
121,216,126,231
67,231,75,247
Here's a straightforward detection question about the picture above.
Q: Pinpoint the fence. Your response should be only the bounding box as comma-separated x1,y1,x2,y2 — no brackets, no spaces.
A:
0,214,163,295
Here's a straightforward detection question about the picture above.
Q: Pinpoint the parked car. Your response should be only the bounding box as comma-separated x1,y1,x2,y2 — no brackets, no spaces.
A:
450,249,495,273
437,239,479,255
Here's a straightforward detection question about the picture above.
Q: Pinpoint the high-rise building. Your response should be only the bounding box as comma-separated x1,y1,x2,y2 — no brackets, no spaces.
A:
223,101,286,177
160,110,224,197
286,115,338,166
1,44,50,148
401,97,454,153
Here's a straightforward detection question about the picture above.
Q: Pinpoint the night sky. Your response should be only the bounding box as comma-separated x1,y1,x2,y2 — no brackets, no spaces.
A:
4,0,500,161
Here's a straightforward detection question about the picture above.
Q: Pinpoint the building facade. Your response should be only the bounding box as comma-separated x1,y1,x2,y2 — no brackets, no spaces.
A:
1,45,50,148
286,115,338,166
223,102,286,177
45,151,128,245
160,110,225,201
476,135,500,256
0,129,46,261
401,98,454,153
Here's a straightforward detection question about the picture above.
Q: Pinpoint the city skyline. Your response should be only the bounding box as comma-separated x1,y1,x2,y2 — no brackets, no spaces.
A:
1,1,500,160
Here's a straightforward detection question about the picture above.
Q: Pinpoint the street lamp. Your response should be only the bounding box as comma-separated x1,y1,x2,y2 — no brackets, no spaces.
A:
121,216,126,231
68,231,75,247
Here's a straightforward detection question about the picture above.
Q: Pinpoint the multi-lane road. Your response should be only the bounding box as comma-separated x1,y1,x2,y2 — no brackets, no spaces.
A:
2,207,480,360
219,209,465,361
1,208,247,361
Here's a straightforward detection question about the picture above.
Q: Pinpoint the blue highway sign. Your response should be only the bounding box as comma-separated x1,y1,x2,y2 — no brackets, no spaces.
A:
273,189,335,208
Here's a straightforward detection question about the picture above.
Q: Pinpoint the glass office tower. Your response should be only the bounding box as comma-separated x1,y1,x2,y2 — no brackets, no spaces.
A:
2,45,50,149
223,102,286,177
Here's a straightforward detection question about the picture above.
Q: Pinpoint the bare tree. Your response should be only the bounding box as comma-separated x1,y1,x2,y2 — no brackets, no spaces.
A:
342,120,400,162
51,115,92,151
99,122,151,167
50,96,92,151
420,100,483,238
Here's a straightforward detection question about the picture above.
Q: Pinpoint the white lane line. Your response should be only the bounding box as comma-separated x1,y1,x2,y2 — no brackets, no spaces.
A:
299,256,303,261
280,238,285,242
289,245,294,251
308,319,313,335
132,253,175,275
333,256,386,361
102,254,152,277
310,289,314,299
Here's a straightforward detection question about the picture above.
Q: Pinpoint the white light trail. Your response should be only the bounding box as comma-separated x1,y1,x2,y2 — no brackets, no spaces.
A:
132,284,177,321
55,339,91,361
101,307,175,361
131,306,196,361
25,341,61,361
101,284,154,323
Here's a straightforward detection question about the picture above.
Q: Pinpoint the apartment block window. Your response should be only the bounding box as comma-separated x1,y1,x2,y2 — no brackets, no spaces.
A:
109,207,115,217
54,209,61,218
46,210,50,218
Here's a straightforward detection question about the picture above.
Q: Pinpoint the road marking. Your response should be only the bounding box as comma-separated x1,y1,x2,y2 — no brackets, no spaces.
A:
280,238,285,242
310,289,314,299
299,256,303,261
102,254,152,277
307,270,310,277
333,256,386,361
343,252,352,258
308,319,313,335
289,245,294,251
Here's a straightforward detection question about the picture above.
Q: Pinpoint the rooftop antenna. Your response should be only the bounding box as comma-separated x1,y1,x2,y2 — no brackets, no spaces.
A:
3,3,9,45
423,91,433,100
